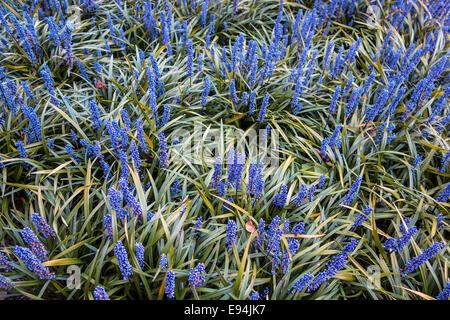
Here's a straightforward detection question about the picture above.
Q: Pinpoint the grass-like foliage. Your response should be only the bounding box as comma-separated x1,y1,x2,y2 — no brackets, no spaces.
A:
0,0,449,300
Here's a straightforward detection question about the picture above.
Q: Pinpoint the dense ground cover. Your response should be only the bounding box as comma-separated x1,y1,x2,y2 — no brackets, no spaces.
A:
0,0,449,300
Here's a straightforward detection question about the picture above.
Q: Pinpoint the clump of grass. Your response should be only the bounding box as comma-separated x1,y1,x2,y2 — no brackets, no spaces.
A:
0,0,448,300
